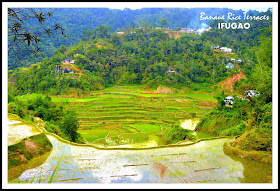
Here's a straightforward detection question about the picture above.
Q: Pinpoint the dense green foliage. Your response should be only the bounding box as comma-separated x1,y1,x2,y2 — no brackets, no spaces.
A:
8,9,272,96
8,7,264,69
196,26,272,152
7,29,237,95
8,95,81,142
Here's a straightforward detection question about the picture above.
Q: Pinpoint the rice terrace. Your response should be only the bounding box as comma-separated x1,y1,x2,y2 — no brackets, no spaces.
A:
17,85,217,148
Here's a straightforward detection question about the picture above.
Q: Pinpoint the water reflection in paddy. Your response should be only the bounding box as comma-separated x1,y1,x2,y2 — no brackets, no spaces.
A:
18,135,245,183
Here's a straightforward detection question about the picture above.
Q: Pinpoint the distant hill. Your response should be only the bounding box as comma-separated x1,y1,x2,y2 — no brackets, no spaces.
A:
8,7,262,69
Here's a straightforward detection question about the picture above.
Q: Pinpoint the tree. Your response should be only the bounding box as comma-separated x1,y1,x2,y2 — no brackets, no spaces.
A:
8,8,67,68
137,20,152,30
92,25,111,39
60,110,79,142
161,19,168,28
82,29,93,41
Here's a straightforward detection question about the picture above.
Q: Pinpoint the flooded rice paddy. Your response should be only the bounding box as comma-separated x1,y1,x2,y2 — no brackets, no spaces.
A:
8,116,41,146
16,135,244,183
8,116,272,184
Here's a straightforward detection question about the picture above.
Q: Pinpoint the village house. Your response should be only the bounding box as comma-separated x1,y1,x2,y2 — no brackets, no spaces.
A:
74,52,82,57
225,63,234,69
235,59,242,63
167,69,176,74
62,58,74,64
211,45,220,50
117,31,125,35
220,47,232,53
63,68,69,73
177,28,193,33
69,70,75,74
245,90,260,98
64,58,75,64
65,58,72,62
224,96,234,107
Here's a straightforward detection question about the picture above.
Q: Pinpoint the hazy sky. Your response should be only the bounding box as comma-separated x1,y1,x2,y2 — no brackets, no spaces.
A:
3,2,273,12
105,3,270,12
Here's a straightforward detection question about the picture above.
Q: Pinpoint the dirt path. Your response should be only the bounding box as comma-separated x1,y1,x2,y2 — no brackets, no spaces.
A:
219,64,246,94
63,63,82,79
164,30,181,39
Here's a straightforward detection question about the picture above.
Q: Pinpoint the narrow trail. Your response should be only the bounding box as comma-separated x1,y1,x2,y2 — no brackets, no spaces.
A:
219,64,246,94
63,63,82,79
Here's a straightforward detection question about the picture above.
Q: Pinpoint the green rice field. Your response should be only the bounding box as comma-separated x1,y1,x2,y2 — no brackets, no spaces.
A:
17,86,217,146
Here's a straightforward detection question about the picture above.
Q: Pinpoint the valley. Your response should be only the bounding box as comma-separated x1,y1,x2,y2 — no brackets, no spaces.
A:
6,5,274,186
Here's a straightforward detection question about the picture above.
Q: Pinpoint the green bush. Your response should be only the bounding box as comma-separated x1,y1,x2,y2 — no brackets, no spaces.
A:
223,122,247,136
164,122,197,144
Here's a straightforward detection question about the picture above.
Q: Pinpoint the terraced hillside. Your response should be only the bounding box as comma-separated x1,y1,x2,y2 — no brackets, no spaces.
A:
63,86,217,146
16,86,217,147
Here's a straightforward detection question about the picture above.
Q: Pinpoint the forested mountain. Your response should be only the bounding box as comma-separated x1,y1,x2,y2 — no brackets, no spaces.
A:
8,9,272,94
8,7,264,69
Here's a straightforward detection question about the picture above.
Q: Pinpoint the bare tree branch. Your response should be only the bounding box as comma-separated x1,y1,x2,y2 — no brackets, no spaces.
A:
8,8,67,68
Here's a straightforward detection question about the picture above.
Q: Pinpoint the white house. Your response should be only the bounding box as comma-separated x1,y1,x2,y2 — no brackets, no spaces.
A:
220,47,232,53
167,69,175,74
226,63,234,69
245,90,260,98
224,96,234,107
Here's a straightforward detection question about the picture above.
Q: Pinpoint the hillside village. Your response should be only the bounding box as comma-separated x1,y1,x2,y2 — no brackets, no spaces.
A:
115,26,211,37
224,90,260,107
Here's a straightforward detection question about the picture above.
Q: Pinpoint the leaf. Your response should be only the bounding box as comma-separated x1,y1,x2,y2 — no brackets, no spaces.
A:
45,29,51,35
30,174,36,183
47,12,53,17
48,160,61,183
